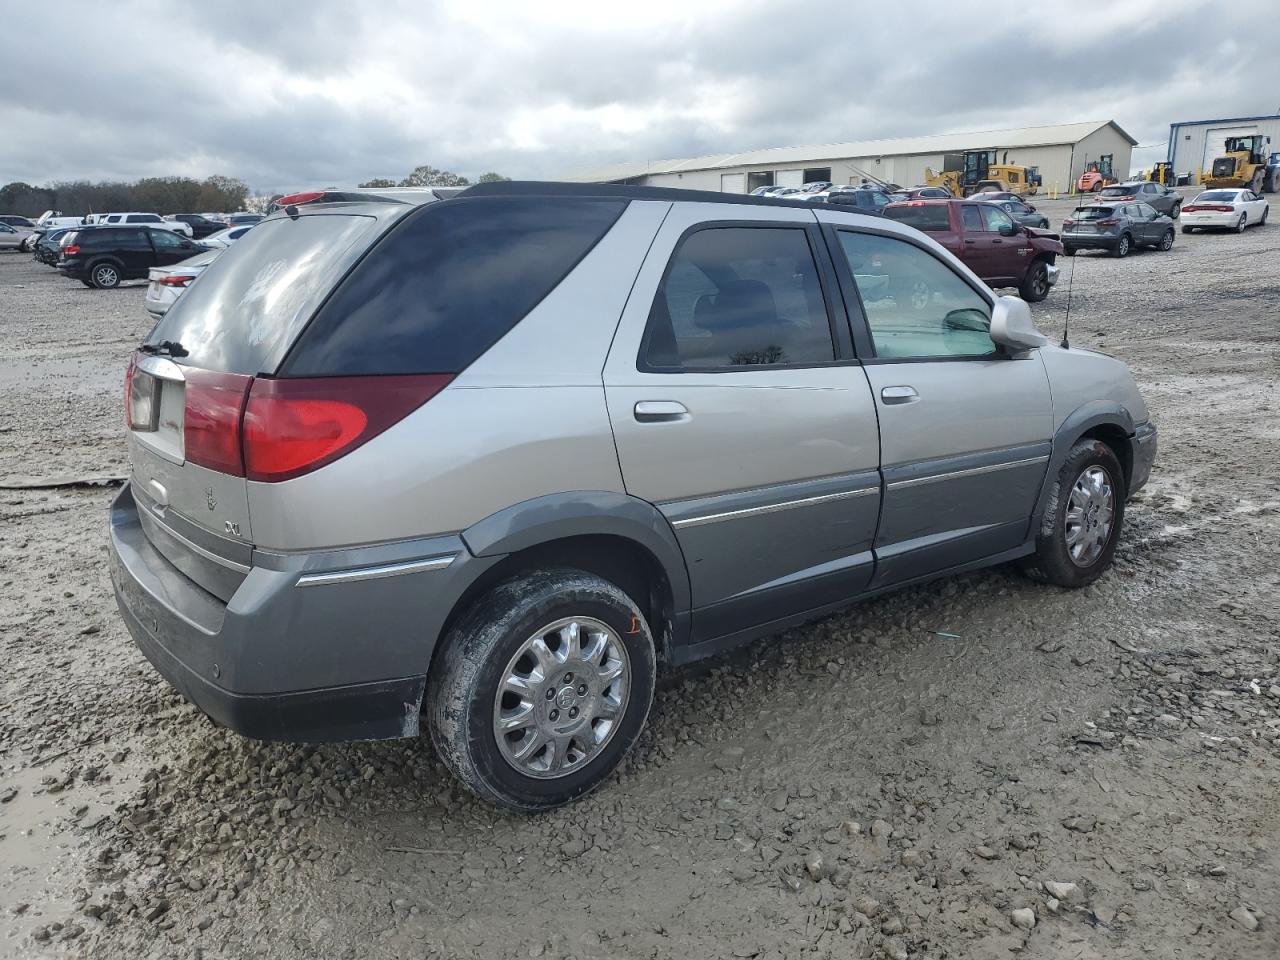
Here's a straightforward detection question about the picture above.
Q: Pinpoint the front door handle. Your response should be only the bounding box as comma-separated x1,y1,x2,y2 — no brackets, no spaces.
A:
634,400,689,423
880,385,919,405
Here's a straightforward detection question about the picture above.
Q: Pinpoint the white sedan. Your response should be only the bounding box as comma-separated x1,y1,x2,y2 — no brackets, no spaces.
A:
199,225,254,248
144,249,222,319
1181,189,1270,233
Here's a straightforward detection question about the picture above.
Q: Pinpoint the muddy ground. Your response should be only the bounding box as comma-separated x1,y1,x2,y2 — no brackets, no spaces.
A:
1,191,1277,960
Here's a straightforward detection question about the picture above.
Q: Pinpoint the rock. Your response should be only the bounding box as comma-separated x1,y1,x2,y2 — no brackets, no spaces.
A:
805,851,824,880
1156,714,1181,730
1011,908,1036,930
974,845,1000,860
771,790,789,812
900,850,923,868
840,819,862,838
560,838,588,859
1207,864,1227,877
144,900,170,922
1043,881,1079,901
854,895,881,918
870,819,892,838
883,937,908,960
1228,907,1258,932
881,916,904,935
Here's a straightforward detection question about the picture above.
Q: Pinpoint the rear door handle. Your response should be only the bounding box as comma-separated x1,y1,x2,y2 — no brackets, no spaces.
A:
634,401,689,423
880,385,919,405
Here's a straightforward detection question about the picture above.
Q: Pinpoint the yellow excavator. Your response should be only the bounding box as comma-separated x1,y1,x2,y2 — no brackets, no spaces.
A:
1204,134,1273,192
924,150,1040,197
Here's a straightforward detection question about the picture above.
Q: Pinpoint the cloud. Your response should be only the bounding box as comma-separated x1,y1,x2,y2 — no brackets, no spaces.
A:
2,0,1277,192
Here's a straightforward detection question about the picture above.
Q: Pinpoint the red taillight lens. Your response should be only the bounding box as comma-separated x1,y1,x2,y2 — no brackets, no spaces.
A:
159,274,195,287
63,244,80,255
183,369,253,476
275,191,325,206
1096,219,1119,226
1063,220,1074,228
242,375,452,482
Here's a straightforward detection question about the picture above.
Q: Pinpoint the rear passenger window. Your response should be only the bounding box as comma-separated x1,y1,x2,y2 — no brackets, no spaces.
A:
961,206,983,231
641,227,835,370
837,231,994,360
284,197,625,376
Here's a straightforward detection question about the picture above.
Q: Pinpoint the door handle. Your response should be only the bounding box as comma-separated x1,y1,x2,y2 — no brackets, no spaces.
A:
634,401,689,423
880,385,919,405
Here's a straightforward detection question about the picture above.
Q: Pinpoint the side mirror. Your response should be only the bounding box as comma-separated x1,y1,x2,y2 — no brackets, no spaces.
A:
999,222,1018,237
1027,204,1037,212
990,295,1049,352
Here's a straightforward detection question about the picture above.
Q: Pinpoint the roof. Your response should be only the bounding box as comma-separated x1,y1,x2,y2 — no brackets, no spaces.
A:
562,120,1138,183
459,180,824,210
1168,114,1280,129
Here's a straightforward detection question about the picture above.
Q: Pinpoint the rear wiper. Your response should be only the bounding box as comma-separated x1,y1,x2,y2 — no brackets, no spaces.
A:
139,340,189,358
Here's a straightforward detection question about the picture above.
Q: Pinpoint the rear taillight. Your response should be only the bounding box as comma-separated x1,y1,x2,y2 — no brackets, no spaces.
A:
159,274,195,287
184,369,253,475
63,244,80,255
275,191,325,206
1063,220,1074,228
241,375,453,482
1096,219,1119,227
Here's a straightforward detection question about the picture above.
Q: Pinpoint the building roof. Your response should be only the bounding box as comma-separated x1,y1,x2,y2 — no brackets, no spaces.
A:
562,120,1137,183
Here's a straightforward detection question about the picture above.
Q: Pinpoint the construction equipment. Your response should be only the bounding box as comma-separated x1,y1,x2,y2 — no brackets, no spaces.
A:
924,150,1039,197
1148,162,1176,187
1076,156,1117,193
1205,134,1273,192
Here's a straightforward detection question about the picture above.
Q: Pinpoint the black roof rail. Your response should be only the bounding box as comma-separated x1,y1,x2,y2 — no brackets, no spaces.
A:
456,180,823,210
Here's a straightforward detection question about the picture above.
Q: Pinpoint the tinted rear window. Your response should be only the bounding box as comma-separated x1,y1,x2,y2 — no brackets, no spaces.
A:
1074,207,1116,221
282,196,626,376
146,213,380,374
1195,191,1238,202
883,204,950,231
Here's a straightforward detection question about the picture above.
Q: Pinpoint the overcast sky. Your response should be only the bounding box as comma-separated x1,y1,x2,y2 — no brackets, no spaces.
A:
4,0,1277,193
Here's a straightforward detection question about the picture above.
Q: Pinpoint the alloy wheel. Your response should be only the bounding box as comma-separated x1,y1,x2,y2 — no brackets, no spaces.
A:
493,616,630,779
1064,465,1115,567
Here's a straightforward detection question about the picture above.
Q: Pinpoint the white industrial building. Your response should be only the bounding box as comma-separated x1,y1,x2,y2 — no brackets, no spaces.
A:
1167,114,1280,180
563,120,1136,194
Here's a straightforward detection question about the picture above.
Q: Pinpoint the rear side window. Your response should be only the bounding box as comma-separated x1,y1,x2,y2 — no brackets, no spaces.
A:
640,226,835,370
283,197,626,376
883,204,950,232
146,213,381,374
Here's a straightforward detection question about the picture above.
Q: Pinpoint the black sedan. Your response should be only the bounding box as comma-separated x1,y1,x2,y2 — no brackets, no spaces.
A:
973,195,1050,229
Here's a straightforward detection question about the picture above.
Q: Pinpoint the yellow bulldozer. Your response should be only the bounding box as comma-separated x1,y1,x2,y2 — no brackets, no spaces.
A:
1205,134,1273,192
924,150,1041,197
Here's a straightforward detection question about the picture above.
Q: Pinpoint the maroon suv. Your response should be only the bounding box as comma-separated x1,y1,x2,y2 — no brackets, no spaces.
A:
883,199,1062,301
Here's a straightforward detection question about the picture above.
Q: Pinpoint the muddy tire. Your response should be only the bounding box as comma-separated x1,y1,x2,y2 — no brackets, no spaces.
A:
427,568,657,812
1021,439,1125,589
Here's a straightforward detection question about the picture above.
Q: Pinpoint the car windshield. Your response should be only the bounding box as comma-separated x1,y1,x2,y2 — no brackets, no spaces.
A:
1194,191,1239,202
882,204,950,231
1073,207,1116,221
1098,186,1136,197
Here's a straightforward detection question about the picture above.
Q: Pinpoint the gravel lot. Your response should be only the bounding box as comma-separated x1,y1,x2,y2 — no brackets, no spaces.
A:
2,190,1278,960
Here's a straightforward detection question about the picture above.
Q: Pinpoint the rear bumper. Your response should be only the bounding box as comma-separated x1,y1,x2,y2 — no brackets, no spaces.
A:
1061,232,1119,249
1129,421,1157,496
108,483,493,743
1181,212,1238,228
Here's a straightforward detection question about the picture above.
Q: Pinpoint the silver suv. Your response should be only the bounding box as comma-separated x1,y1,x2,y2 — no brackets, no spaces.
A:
109,182,1157,811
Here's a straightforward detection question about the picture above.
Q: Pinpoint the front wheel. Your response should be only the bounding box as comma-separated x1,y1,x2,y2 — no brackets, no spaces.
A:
1021,439,1125,588
427,569,657,812
1092,181,1104,192
1019,260,1051,302
1159,229,1175,251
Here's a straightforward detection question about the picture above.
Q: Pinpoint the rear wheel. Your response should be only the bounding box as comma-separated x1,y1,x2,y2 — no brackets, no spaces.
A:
1170,202,1181,219
1159,229,1175,251
1261,206,1269,226
1019,260,1050,302
1021,439,1125,588
1112,233,1131,258
427,568,657,812
1235,213,1247,233
1063,246,1076,256
1181,225,1194,234
90,262,120,288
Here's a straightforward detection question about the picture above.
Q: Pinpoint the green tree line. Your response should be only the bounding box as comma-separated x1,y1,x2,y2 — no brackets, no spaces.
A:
360,166,510,189
0,175,251,219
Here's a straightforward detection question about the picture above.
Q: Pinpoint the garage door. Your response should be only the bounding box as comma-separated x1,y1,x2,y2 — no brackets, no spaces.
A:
720,173,745,194
776,170,804,188
1203,127,1257,171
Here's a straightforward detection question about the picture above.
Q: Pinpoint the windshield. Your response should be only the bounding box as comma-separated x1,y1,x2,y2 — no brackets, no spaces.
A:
145,212,380,374
1072,207,1116,221
882,204,950,231
1098,186,1136,197
1194,191,1239,202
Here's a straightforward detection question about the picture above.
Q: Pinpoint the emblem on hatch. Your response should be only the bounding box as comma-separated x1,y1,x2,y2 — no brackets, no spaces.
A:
205,487,217,511
224,520,241,538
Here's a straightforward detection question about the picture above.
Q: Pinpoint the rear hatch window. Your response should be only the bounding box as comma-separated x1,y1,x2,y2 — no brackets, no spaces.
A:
882,204,950,231
1073,207,1116,221
144,212,381,374
281,196,627,376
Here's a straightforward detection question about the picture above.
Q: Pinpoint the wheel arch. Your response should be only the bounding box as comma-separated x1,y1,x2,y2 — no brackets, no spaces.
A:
1032,405,1137,535
447,492,693,665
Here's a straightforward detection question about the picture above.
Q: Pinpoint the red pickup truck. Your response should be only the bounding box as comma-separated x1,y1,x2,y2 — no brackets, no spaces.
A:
882,199,1063,302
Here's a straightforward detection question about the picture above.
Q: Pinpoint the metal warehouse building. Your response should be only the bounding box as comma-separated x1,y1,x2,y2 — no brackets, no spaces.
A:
1167,114,1280,180
563,120,1136,194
